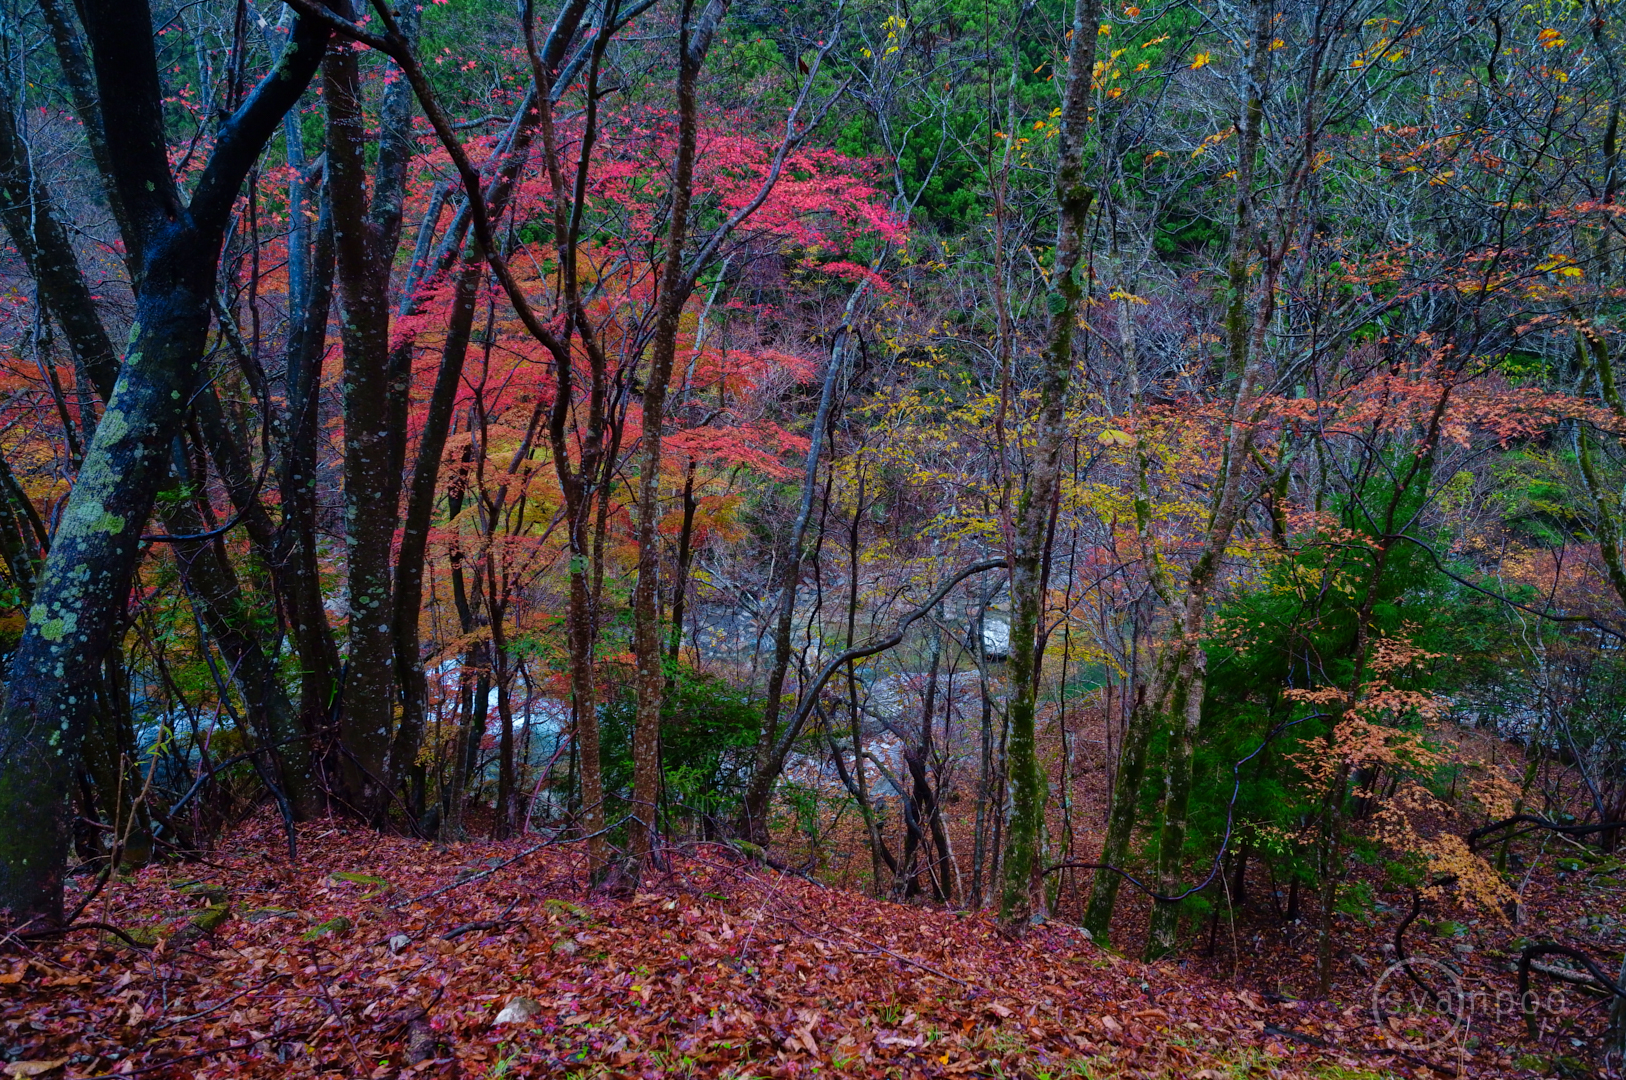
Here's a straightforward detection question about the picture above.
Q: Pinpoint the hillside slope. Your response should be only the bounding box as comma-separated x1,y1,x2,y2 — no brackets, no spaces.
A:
0,818,1424,1079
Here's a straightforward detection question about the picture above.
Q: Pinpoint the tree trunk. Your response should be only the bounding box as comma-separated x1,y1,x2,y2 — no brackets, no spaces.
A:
1608,953,1626,1067
1144,649,1206,958
163,448,319,819
388,1,587,798
0,88,119,400
900,627,945,900
0,53,327,927
390,262,481,806
664,461,700,669
1083,671,1160,941
628,0,709,872
1087,0,1284,949
35,0,137,278
999,0,1101,931
0,2,325,924
740,303,862,842
82,645,151,866
842,465,887,895
487,540,518,839
972,663,994,910
324,0,417,822
273,188,342,773
492,642,516,840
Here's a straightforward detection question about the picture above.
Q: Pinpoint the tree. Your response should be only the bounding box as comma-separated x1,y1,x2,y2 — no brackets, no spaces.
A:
999,0,1102,930
0,1,329,926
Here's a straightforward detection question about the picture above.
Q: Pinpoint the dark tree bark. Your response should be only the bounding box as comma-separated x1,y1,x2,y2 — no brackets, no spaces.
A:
743,556,1007,843
740,311,858,842
0,56,318,822
81,642,150,866
389,259,481,815
0,1,327,927
0,37,319,830
323,0,417,819
273,188,343,768
34,0,138,279
897,632,943,899
162,442,319,819
627,0,717,873
530,0,618,876
0,88,119,400
664,461,700,668
485,533,525,839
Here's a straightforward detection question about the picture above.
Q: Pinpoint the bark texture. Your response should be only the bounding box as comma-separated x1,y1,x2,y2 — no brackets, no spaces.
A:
0,1,327,924
324,0,417,818
998,0,1101,930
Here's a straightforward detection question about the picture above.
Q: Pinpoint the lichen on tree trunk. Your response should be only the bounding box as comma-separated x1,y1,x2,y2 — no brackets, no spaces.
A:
0,0,328,925
998,0,1102,931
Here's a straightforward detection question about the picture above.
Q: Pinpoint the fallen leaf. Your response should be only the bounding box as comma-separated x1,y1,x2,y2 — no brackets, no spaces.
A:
4,1060,68,1077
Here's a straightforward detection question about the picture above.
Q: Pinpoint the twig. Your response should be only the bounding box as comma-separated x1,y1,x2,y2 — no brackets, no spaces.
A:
392,816,629,908
61,863,114,931
306,942,367,1072
1518,942,1626,1036
1526,959,1614,993
677,838,828,887
734,866,790,963
75,1040,263,1080
1467,813,1626,851
442,897,522,940
396,846,544,909
150,973,289,1031
16,921,151,950
773,911,985,993
1043,712,1325,905
1264,1023,1329,1048
1391,875,1460,997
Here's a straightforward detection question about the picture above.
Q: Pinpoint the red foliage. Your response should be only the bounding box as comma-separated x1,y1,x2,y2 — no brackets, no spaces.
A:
0,819,1354,1079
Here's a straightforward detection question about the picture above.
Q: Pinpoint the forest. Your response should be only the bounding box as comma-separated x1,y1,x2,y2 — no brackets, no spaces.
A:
0,0,1624,1076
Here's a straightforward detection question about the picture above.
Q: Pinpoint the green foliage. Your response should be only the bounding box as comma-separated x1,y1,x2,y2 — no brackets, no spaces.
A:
418,0,529,113
1170,451,1483,900
1334,879,1375,920
1487,448,1590,548
1382,855,1427,890
597,670,760,829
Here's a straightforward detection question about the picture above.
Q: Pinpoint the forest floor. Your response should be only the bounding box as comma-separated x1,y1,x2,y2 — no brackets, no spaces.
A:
0,816,1408,1080
0,812,1617,1079
777,708,1626,1078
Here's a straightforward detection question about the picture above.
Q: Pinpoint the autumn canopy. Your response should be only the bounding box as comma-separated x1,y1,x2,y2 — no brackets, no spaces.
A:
0,0,1624,1075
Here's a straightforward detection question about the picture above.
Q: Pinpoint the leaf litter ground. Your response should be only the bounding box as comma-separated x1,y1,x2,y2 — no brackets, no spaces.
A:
0,817,1413,1079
